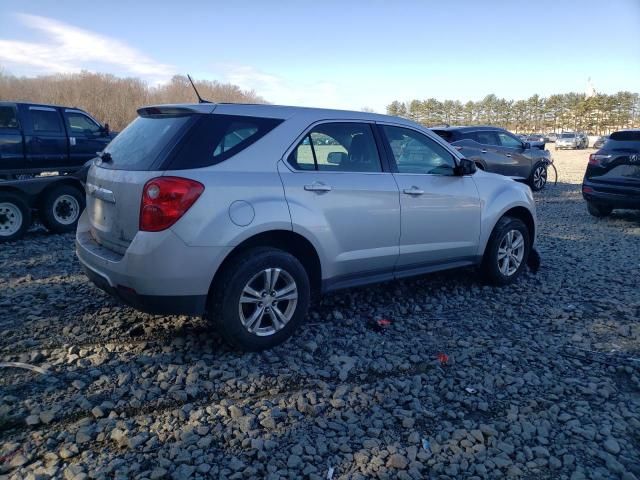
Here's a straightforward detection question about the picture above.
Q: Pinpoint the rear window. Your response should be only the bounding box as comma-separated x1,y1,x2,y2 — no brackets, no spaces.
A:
431,129,453,142
559,133,575,138
609,131,640,142
165,114,283,170
102,115,193,170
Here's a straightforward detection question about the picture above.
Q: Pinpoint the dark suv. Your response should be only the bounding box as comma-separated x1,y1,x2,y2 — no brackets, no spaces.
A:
432,126,552,191
582,129,640,217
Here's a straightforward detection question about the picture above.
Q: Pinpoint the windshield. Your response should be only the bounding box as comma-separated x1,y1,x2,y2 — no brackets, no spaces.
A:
103,115,193,170
559,133,575,138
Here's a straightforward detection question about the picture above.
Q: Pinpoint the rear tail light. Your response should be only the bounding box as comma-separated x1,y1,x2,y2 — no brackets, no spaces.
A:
588,154,610,166
140,177,204,232
582,185,594,194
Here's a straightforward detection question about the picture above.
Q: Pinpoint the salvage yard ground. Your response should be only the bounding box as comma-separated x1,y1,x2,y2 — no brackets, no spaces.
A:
1,148,639,480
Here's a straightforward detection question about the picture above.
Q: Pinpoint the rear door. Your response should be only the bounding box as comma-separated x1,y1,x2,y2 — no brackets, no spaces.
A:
278,121,400,283
0,104,25,172
63,109,111,167
22,105,69,172
457,130,505,173
494,130,532,178
587,131,640,191
379,124,481,271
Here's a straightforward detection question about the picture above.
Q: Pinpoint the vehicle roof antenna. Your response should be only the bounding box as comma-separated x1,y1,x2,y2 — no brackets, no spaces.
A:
187,74,211,104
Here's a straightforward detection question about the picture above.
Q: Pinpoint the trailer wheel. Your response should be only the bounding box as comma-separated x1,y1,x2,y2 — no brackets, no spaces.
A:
40,185,85,234
0,192,31,242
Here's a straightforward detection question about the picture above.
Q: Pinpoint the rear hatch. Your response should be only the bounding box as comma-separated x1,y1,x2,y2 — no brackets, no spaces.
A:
585,130,640,193
86,106,204,254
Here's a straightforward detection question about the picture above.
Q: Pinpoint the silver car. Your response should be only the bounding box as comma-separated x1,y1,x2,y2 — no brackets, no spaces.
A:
556,132,587,150
76,104,538,350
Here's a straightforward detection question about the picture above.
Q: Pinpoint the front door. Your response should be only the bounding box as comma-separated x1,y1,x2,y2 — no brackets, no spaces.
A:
379,124,481,271
495,130,533,179
278,121,400,285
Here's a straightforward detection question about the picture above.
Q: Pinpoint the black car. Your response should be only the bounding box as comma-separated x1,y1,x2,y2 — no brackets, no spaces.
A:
582,129,640,217
0,102,116,178
432,126,552,190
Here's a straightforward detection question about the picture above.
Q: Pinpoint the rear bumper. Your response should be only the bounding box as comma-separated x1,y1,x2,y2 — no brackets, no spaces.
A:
582,180,640,209
75,210,231,316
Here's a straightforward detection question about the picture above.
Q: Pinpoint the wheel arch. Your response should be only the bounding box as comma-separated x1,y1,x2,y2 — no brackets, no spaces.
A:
209,229,322,300
501,206,535,244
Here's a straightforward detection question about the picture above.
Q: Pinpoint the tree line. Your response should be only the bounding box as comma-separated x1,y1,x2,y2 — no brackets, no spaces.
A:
0,70,265,130
386,92,640,135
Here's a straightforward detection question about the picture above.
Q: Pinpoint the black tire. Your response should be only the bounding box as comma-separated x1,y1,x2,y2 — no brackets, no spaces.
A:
528,163,548,191
587,202,612,218
209,247,311,351
40,184,85,233
481,216,531,286
0,192,31,242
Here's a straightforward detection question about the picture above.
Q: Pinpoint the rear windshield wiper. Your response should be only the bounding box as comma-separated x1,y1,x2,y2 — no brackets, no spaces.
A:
96,151,112,163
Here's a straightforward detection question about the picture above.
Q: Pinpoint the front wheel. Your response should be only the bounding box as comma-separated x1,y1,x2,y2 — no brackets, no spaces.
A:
209,247,311,351
481,216,530,286
529,164,548,191
587,202,612,218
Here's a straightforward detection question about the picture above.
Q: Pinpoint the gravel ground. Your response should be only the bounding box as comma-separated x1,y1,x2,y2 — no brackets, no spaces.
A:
1,149,639,480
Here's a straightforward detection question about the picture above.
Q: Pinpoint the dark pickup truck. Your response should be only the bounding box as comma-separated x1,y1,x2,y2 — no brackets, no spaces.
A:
0,102,116,177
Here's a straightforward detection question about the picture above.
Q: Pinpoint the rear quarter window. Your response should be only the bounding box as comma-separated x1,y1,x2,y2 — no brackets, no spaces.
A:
165,114,283,170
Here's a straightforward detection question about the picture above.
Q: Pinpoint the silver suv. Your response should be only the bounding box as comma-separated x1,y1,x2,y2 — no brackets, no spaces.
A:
76,104,538,350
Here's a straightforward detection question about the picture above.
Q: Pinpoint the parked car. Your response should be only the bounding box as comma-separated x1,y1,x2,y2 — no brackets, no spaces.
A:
76,103,538,351
431,126,552,190
593,135,609,149
582,129,640,217
526,134,546,143
0,102,116,178
546,133,557,143
578,132,589,148
556,132,585,150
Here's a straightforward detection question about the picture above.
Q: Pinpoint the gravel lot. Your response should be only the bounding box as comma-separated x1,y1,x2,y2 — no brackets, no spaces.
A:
1,148,639,480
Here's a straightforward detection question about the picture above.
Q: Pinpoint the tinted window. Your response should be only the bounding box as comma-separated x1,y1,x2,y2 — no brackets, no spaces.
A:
66,112,101,135
288,123,382,173
497,131,523,148
602,131,640,151
383,125,455,175
103,115,193,170
559,133,576,138
609,131,640,142
166,114,283,170
30,109,63,133
0,106,19,129
472,131,500,146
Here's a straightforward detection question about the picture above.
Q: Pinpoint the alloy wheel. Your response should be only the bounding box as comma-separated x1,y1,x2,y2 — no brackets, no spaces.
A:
238,268,298,336
497,230,525,276
533,166,547,190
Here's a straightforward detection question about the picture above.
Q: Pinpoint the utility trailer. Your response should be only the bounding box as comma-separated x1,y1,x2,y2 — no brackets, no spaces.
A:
0,172,85,242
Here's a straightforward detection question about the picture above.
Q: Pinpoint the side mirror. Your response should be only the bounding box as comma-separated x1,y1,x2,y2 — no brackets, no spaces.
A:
523,142,531,150
102,123,110,135
455,158,477,176
327,151,347,164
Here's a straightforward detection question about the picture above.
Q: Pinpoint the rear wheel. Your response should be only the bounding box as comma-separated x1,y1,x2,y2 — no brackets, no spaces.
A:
587,202,612,218
40,184,85,233
529,163,548,191
481,216,530,286
209,247,311,351
0,192,31,242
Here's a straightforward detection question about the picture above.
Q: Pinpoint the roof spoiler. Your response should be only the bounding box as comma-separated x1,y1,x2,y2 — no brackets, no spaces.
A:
137,104,216,117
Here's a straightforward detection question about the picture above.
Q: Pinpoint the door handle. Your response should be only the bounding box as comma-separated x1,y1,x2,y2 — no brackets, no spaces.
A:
304,181,332,192
403,186,424,196
505,154,512,158
481,149,487,153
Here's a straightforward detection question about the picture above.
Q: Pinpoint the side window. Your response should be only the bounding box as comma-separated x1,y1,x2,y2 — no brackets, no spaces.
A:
65,112,101,135
288,123,382,173
472,131,500,146
497,131,523,148
0,106,19,129
382,125,455,175
289,135,316,170
213,122,259,157
30,109,63,133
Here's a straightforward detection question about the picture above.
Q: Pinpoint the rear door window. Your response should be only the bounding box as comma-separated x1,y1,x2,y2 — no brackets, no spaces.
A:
471,131,500,146
29,108,63,133
288,123,382,173
0,106,19,129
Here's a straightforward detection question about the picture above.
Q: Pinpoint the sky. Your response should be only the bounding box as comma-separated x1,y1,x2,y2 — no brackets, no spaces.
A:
0,0,639,112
